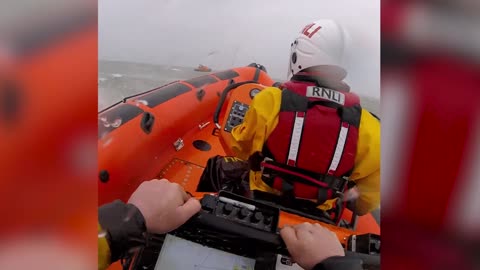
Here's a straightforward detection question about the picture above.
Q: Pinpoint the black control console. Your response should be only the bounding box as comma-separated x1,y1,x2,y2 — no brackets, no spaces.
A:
347,233,381,255
172,191,287,259
224,100,249,132
127,191,380,270
201,191,278,232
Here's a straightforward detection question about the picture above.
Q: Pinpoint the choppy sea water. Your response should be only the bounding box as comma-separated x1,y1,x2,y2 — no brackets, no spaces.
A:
99,60,380,117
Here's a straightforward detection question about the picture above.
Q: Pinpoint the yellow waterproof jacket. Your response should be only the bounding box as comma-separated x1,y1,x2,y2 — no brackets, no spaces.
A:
98,224,111,270
230,87,380,215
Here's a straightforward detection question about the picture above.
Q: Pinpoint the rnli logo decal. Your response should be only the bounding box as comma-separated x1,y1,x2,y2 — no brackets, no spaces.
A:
306,86,345,105
302,23,321,38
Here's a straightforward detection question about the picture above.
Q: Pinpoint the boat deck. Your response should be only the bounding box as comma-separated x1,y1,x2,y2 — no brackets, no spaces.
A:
155,122,380,238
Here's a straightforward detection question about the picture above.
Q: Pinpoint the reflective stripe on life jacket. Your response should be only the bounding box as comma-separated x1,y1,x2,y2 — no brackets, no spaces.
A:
262,78,362,208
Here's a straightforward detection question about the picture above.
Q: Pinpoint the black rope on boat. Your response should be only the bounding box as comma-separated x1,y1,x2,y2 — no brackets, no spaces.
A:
213,80,257,127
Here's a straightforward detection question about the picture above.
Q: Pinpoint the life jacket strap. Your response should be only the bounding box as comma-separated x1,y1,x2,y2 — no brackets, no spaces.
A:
260,159,349,203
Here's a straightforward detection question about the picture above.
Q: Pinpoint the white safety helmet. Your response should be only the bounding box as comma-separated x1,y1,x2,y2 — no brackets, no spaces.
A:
288,19,351,79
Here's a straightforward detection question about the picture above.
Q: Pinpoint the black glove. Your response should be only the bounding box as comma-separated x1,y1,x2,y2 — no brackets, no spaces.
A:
313,256,363,270
198,155,250,195
99,200,146,262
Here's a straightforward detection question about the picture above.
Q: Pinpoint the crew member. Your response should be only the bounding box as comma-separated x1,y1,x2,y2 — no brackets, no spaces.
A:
230,19,380,219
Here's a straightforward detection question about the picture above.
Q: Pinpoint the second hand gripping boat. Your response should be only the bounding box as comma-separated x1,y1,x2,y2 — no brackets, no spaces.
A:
98,63,380,270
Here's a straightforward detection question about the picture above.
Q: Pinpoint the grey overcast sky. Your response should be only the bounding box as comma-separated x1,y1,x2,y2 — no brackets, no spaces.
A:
99,0,380,98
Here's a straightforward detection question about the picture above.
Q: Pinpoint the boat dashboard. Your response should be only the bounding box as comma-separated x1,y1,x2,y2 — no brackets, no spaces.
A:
126,191,380,270
213,81,267,155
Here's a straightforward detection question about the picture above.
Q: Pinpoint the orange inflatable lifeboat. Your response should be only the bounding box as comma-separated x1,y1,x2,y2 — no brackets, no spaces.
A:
194,64,212,72
98,64,380,266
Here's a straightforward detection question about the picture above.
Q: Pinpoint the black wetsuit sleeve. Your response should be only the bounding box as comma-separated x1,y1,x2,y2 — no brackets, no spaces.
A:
313,256,363,270
98,200,146,262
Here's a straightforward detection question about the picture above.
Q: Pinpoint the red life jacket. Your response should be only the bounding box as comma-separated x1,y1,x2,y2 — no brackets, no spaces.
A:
258,75,362,215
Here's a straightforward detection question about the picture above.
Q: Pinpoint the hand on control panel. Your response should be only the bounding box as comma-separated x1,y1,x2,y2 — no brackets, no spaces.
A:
128,179,201,234
280,223,345,270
